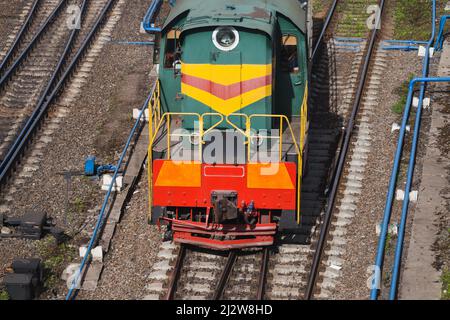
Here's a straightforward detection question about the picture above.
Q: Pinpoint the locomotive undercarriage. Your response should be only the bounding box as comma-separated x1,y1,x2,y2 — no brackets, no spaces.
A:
156,199,282,250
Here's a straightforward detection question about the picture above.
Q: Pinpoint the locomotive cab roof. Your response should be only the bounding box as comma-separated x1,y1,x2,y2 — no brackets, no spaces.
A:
162,0,308,37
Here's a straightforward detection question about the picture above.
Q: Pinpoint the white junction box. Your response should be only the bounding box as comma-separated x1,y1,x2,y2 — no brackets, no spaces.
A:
102,174,123,192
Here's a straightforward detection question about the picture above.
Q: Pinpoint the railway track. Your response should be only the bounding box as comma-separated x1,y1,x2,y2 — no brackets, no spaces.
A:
216,248,269,300
0,0,54,74
153,246,269,300
305,0,387,299
0,0,71,159
0,0,117,194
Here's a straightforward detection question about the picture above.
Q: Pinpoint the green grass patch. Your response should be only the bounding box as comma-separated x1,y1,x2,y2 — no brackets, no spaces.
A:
385,232,392,253
313,0,324,14
0,290,9,300
442,268,450,300
394,0,432,40
392,100,405,115
391,73,416,115
35,236,77,290
72,197,85,215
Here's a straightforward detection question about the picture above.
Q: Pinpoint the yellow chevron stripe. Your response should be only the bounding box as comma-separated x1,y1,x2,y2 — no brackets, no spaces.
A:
182,82,272,115
181,63,272,86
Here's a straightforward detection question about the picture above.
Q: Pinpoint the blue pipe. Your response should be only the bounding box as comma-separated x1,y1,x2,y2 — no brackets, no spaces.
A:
389,76,450,300
334,43,361,47
65,84,156,300
334,37,365,42
384,40,428,44
142,0,163,33
370,0,437,300
436,15,450,51
381,45,419,51
110,41,155,46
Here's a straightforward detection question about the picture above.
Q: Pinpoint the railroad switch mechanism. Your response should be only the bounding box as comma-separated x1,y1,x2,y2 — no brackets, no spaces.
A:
84,156,117,176
3,258,43,300
84,156,123,192
0,212,64,242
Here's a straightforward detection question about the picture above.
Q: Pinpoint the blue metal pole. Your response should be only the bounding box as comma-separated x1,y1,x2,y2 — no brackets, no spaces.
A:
381,45,419,51
384,40,428,44
111,41,155,45
65,86,154,300
142,0,163,32
388,76,450,300
370,0,437,300
436,15,450,51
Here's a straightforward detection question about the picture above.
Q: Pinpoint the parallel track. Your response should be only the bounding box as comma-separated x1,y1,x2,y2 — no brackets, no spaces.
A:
0,0,74,163
305,0,387,299
0,0,53,78
0,0,116,190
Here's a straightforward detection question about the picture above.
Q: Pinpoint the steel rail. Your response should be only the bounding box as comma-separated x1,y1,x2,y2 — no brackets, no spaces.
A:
142,0,163,33
0,0,67,87
212,250,237,300
257,248,270,300
0,0,41,75
0,0,116,187
304,0,386,300
311,0,339,61
165,244,187,300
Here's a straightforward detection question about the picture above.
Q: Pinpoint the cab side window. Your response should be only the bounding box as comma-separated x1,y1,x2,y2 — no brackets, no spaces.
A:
164,29,180,68
281,35,299,73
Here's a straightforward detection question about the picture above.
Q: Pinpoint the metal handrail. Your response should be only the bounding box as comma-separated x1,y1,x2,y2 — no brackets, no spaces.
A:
248,114,301,159
201,113,225,139
225,113,251,139
150,112,302,162
148,111,201,221
148,110,304,224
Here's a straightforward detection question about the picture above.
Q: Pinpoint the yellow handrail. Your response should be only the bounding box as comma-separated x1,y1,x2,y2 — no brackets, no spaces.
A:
201,113,224,141
225,113,250,141
297,83,309,224
148,81,308,225
148,81,161,222
248,114,301,161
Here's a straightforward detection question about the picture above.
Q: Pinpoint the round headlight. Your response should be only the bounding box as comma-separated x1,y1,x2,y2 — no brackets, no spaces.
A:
213,27,239,51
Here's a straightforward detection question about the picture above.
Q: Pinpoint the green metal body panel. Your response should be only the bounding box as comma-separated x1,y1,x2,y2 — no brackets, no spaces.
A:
158,0,309,132
275,16,307,118
163,0,307,34
181,29,272,130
